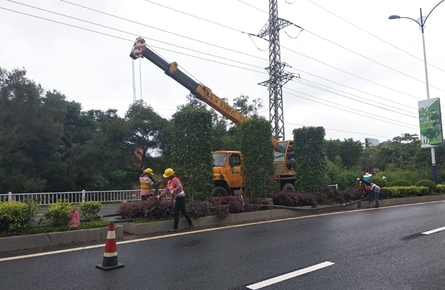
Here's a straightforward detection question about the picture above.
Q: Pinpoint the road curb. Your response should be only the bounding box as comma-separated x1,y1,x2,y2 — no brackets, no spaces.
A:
2,195,445,253
0,225,123,253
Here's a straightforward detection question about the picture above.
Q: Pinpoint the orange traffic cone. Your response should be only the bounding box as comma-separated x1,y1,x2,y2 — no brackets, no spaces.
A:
96,223,124,270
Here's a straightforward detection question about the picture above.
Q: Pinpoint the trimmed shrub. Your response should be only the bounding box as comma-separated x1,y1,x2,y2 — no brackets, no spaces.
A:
415,179,436,194
118,201,144,219
43,199,74,226
214,203,230,218
79,201,103,221
187,201,210,218
272,191,317,207
140,199,172,220
0,202,30,232
208,196,245,213
436,184,445,194
244,197,270,212
390,179,411,187
370,178,389,188
383,186,428,198
207,196,269,215
118,198,173,220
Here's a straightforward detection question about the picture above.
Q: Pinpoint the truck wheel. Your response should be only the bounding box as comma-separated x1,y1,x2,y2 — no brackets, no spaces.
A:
212,187,229,196
282,183,295,192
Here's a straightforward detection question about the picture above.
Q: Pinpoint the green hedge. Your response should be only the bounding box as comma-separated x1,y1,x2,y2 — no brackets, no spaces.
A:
382,186,429,198
0,202,32,232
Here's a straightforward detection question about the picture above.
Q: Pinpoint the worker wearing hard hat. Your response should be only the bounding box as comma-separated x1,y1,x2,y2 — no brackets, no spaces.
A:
360,179,380,208
159,168,193,232
140,168,156,201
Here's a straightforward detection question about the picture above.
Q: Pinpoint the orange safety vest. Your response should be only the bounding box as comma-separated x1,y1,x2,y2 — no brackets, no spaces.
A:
140,176,152,195
166,177,185,199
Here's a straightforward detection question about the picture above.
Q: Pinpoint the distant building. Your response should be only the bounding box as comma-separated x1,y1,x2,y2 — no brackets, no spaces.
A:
365,138,379,147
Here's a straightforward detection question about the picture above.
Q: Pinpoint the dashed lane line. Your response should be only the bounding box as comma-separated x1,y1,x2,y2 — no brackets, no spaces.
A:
246,261,335,290
422,226,445,235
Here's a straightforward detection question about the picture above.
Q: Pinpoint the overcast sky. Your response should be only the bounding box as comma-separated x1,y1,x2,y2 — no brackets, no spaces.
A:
2,0,445,144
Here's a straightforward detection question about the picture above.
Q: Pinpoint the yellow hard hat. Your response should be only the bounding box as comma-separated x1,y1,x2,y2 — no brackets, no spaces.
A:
144,168,153,174
163,168,174,178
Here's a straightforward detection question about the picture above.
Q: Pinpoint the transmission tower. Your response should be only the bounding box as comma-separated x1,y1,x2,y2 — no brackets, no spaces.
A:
257,0,299,140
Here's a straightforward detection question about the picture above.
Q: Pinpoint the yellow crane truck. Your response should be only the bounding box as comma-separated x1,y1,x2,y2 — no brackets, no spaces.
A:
130,37,296,195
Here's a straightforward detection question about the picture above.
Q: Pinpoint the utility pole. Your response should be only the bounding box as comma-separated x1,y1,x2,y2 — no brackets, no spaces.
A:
257,0,299,140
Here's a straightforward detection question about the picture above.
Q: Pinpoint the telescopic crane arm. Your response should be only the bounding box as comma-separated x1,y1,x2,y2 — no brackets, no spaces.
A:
130,37,248,125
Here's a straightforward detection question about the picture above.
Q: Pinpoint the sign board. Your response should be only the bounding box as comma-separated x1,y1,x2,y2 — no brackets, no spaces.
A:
418,98,443,148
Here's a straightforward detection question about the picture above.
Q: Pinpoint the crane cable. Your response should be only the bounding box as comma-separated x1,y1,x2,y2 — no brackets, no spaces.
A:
132,59,136,103
139,58,143,100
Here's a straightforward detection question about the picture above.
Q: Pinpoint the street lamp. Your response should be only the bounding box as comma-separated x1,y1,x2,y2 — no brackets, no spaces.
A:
389,1,444,184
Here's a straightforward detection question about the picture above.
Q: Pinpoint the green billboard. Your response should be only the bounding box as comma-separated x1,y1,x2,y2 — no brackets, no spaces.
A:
418,98,443,148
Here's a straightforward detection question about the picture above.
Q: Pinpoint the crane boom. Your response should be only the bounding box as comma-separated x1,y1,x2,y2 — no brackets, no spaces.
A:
129,37,247,124
129,37,295,190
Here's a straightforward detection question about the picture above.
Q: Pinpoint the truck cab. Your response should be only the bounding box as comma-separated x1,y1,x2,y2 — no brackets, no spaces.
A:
212,151,242,196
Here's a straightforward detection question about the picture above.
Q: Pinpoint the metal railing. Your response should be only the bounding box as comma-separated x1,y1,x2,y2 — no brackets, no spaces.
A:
0,189,142,205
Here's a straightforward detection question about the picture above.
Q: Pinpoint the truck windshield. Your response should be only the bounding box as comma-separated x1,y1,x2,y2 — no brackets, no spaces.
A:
273,141,287,162
213,153,227,167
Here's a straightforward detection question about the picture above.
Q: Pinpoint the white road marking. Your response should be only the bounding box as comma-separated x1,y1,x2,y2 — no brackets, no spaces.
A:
422,226,445,235
246,261,334,290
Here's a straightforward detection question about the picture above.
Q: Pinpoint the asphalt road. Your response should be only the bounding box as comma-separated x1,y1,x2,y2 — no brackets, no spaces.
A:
3,201,445,290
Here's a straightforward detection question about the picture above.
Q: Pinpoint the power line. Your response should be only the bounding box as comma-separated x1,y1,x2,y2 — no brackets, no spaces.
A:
306,0,445,74
292,78,418,118
60,0,265,62
0,2,423,138
234,1,445,96
0,6,133,42
286,65,416,111
52,0,430,107
283,87,419,130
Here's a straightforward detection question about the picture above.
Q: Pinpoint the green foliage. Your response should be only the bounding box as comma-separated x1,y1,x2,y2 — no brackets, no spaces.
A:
383,186,429,198
171,106,214,199
369,178,389,188
294,127,327,192
390,179,412,187
326,160,361,190
79,201,103,221
0,202,31,232
43,199,74,226
338,138,363,168
239,118,275,198
436,184,445,194
415,179,436,194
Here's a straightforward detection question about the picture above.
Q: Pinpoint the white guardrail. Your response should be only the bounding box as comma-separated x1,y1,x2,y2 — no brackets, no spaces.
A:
0,189,142,205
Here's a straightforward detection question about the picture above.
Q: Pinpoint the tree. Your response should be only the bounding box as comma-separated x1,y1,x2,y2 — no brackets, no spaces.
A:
339,138,363,169
125,100,169,173
294,126,327,192
171,106,214,200
325,139,341,163
0,68,68,192
68,109,134,190
239,117,275,197
232,94,263,118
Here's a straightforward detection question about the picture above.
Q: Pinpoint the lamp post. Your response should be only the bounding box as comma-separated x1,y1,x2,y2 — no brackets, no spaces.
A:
389,0,444,184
